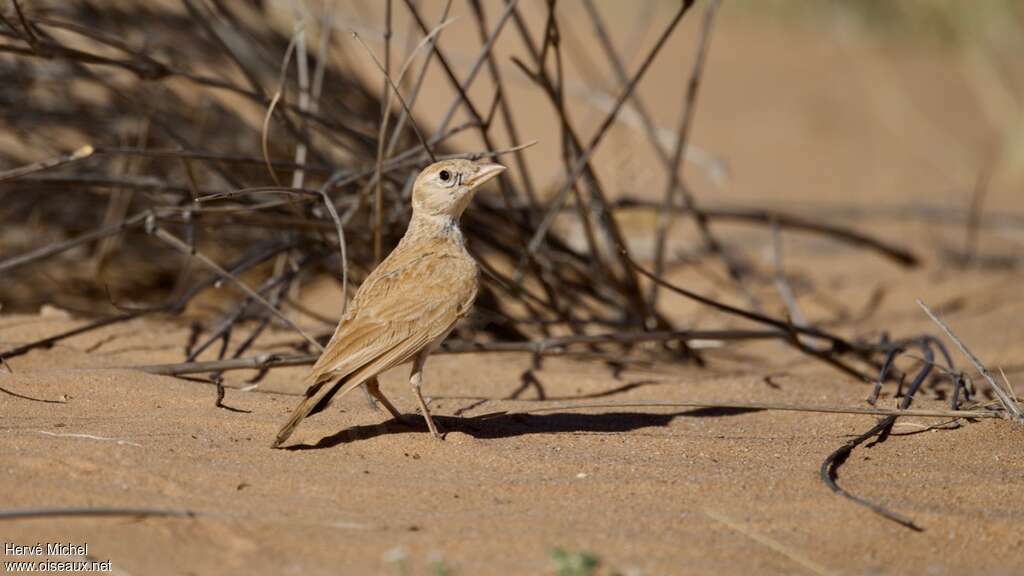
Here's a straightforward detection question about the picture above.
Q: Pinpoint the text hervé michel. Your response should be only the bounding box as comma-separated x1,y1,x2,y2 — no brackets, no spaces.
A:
5,541,89,556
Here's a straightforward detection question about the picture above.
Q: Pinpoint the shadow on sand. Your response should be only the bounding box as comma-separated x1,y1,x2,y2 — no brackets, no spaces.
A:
286,406,761,451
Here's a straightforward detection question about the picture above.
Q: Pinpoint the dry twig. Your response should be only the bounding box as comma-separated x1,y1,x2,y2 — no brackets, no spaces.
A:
917,299,1023,422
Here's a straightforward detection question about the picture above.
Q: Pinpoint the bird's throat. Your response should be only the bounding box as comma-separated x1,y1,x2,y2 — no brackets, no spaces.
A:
405,212,464,244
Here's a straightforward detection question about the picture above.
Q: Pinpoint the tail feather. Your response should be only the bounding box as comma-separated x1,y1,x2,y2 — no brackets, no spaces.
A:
272,376,366,448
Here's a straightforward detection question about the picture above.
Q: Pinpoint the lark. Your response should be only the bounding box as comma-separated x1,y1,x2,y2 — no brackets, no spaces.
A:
273,159,505,447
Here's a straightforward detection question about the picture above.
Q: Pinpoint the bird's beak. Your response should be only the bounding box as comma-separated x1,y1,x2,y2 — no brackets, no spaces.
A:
466,162,506,189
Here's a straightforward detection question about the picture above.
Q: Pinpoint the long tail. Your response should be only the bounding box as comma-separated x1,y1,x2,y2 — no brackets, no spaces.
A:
272,376,366,448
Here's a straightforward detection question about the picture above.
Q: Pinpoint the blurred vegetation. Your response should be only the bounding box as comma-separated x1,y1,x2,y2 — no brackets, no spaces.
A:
737,0,1023,47
550,548,603,576
737,0,1024,190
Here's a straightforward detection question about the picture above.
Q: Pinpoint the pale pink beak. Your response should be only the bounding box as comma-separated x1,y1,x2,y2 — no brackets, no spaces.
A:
465,162,506,189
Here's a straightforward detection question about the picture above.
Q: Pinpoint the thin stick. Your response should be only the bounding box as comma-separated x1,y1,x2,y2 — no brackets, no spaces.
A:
613,199,919,267
401,0,487,131
0,384,66,404
522,0,695,258
180,0,342,156
115,356,1008,421
316,171,350,317
963,160,993,264
16,173,198,194
0,212,150,275
309,2,334,118
451,140,538,161
89,147,332,172
184,270,296,362
506,6,676,325
548,6,613,323
384,0,453,159
93,117,149,273
620,246,881,381
1,7,369,148
469,0,539,211
261,30,302,187
197,185,329,202
704,510,837,576
0,312,142,361
128,353,315,376
150,226,323,353
581,0,736,308
0,241,292,362
621,247,866,353
771,221,806,326
125,327,778,376
123,326,828,378
650,0,724,307
373,0,393,263
577,1,722,182
379,15,459,154
351,32,436,162
0,145,94,182
475,401,999,421
429,0,520,138
917,299,1023,422
10,0,40,49
289,0,313,190
0,507,195,521
770,220,828,352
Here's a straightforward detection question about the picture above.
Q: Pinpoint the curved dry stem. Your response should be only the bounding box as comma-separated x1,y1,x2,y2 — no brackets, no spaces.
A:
351,31,436,163
262,29,303,187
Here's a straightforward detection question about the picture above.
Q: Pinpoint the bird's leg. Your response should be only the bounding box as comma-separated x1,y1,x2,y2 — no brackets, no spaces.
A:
365,377,403,422
410,351,442,439
359,383,379,411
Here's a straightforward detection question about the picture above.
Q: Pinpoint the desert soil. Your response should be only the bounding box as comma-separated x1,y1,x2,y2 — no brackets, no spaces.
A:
3,3,1024,575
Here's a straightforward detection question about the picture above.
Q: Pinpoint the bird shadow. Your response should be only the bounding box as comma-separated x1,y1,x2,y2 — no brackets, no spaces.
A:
285,406,760,451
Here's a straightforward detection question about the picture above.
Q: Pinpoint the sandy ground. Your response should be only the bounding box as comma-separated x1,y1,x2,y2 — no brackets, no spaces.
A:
3,273,1024,576
3,3,1024,575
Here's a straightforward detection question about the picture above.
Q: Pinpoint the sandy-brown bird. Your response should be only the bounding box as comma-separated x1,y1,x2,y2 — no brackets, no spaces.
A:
273,158,505,447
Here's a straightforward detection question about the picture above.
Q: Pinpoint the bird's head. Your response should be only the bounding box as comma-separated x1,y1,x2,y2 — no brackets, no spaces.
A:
411,158,505,219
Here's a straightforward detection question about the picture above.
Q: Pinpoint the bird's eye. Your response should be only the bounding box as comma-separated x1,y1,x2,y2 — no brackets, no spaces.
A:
439,170,451,182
